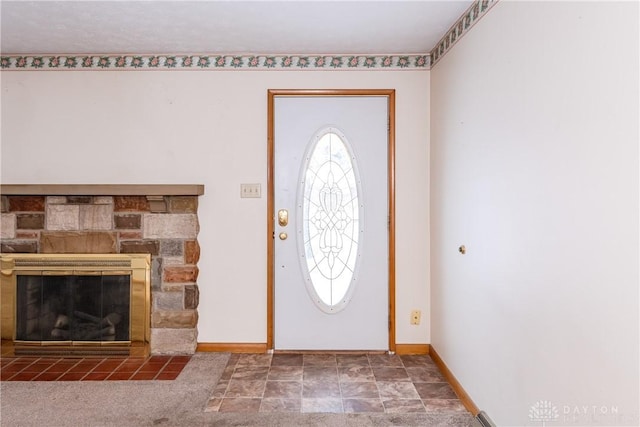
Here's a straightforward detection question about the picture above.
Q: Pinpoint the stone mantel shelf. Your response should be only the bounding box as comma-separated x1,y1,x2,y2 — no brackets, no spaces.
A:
1,184,204,196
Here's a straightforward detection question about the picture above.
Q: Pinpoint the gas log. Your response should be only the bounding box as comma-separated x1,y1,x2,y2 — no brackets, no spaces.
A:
50,311,122,341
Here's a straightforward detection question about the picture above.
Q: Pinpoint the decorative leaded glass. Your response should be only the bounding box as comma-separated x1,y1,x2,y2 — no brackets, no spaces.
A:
298,128,362,313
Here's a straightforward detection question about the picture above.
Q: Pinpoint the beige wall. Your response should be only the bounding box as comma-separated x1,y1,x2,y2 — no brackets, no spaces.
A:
1,70,431,346
431,1,639,425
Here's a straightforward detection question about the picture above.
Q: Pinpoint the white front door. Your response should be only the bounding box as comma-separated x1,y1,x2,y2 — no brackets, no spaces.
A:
272,94,390,350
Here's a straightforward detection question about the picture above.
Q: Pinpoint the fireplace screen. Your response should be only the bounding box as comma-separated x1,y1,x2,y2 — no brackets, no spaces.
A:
1,254,150,356
16,274,130,342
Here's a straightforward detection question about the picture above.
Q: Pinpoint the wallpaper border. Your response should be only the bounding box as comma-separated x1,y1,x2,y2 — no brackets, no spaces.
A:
0,54,429,71
430,0,499,66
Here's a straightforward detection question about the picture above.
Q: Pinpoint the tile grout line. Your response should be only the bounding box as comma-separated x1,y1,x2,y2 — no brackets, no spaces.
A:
106,357,137,381
8,356,43,381
35,357,82,381
336,363,345,413
149,357,172,381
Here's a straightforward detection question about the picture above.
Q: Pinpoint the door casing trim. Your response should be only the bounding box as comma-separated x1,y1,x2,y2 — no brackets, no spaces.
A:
267,89,396,352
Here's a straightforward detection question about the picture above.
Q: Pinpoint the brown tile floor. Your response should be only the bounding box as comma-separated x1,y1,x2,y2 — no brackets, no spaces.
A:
0,355,190,381
205,353,469,414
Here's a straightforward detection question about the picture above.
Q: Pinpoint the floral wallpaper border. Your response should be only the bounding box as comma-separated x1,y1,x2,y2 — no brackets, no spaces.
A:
430,0,499,66
0,0,499,71
0,54,429,71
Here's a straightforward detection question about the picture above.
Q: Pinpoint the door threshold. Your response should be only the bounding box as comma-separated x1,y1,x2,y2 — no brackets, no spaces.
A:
272,349,389,355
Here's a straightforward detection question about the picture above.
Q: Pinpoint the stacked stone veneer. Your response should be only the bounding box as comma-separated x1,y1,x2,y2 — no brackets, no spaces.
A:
0,194,200,355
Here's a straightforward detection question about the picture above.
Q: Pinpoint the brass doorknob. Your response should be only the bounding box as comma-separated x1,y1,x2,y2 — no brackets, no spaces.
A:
278,209,288,227
279,232,288,240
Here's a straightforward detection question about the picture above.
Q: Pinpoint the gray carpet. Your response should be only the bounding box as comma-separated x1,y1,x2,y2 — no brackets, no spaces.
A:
0,353,479,426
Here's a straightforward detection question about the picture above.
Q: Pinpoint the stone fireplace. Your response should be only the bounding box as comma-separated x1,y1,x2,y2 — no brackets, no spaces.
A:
0,184,204,355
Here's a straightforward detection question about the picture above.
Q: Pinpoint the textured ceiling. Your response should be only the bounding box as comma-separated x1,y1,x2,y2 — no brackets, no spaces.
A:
1,1,473,55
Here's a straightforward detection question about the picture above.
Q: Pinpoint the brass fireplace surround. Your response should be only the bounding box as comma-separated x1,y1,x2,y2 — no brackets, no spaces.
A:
1,253,150,357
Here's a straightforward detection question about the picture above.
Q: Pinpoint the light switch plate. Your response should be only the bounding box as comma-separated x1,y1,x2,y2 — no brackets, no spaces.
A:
241,183,261,198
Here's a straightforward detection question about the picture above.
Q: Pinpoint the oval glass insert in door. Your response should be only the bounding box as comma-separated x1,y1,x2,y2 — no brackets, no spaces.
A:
297,127,363,313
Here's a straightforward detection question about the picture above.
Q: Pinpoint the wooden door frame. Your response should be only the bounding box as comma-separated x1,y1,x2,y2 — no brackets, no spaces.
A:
267,89,396,352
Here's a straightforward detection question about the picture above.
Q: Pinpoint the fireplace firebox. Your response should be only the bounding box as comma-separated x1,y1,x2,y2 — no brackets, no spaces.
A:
1,253,150,356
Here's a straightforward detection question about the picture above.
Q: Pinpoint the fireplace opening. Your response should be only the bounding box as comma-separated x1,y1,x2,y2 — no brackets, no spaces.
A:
16,274,131,342
1,254,150,356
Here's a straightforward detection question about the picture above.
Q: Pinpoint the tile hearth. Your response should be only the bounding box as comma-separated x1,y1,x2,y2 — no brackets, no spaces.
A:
0,354,190,381
205,353,468,414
